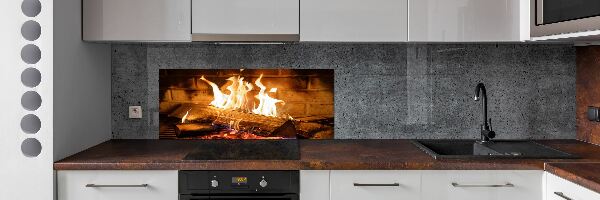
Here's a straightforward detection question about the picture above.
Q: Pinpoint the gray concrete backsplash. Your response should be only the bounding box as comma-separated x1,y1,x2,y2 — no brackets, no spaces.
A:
112,43,576,139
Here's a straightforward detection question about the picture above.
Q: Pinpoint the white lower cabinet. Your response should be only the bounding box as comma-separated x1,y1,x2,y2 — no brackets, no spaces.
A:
55,170,600,200
301,170,330,200
330,170,421,200
545,172,600,200
421,170,543,200
57,170,178,200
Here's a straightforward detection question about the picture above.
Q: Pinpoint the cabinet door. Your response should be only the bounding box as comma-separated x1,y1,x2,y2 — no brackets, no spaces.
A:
421,170,543,200
409,0,528,42
300,170,330,200
57,170,178,200
301,0,408,42
192,0,299,38
330,170,420,200
545,172,600,200
83,0,191,41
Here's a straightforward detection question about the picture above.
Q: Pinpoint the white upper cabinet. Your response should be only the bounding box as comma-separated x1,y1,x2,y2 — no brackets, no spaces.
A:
83,0,191,42
191,0,300,41
80,0,532,42
300,0,408,42
409,0,530,42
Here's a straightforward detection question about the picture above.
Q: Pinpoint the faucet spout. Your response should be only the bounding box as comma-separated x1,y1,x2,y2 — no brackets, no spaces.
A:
474,83,495,142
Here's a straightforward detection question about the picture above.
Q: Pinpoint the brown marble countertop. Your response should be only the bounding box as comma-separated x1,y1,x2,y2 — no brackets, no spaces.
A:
545,162,600,194
54,139,600,171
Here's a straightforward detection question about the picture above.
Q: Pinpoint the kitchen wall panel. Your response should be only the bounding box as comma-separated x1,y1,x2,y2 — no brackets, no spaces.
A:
111,44,576,139
576,46,600,145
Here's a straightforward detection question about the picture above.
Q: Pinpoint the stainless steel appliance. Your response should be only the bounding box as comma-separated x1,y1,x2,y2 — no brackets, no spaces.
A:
532,0,600,37
179,171,299,200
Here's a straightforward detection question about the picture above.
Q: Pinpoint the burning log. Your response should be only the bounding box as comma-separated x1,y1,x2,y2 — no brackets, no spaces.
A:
169,105,220,122
270,120,297,138
174,123,215,138
169,104,331,138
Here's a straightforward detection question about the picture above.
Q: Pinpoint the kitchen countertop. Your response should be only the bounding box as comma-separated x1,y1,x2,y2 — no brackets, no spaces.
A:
54,139,600,193
545,162,600,194
54,139,600,170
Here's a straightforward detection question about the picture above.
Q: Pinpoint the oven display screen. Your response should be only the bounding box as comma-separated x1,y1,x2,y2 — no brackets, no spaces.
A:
232,177,248,186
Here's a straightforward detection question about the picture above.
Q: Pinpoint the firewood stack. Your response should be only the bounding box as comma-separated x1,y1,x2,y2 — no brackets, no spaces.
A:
169,104,333,139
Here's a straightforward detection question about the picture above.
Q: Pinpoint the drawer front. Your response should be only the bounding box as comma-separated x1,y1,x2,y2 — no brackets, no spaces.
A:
330,170,420,200
422,170,543,200
545,172,600,200
57,170,178,200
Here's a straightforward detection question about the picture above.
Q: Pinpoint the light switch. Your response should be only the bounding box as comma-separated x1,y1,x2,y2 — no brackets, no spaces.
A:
129,106,142,119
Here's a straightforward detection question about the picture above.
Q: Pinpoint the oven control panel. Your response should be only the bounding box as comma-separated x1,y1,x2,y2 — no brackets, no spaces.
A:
232,176,248,187
179,171,299,194
259,178,268,188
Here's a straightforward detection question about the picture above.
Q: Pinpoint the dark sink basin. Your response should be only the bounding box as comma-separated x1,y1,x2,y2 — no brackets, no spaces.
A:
412,140,578,160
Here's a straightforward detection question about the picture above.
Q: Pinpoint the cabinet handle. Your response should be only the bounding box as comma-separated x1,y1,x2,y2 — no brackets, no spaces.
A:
353,183,400,187
554,192,573,200
451,182,514,188
85,184,149,188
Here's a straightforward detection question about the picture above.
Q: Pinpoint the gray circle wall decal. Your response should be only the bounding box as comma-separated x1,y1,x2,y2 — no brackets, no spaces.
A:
21,138,42,157
20,114,41,134
21,91,42,111
21,68,41,88
21,20,41,41
21,44,41,64
21,67,42,88
21,0,41,17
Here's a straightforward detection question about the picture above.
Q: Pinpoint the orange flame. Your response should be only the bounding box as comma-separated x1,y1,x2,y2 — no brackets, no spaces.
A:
181,109,191,123
200,76,228,108
200,73,284,117
252,74,283,117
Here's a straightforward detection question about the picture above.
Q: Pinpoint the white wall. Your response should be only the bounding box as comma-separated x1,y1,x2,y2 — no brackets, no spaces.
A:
53,0,112,161
0,0,110,199
0,0,54,199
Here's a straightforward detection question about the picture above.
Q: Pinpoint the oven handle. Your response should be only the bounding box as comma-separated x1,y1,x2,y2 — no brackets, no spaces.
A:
180,194,298,200
179,195,209,200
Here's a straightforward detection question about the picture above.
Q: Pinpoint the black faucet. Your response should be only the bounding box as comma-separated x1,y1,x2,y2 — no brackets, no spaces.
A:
474,83,495,142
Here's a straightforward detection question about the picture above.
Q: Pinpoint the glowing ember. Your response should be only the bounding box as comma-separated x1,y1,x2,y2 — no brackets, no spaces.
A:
200,73,284,118
194,130,285,139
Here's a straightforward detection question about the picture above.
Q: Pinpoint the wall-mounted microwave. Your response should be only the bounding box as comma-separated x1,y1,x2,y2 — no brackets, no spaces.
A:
531,0,600,37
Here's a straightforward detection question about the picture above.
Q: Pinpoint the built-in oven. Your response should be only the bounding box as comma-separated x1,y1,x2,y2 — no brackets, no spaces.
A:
179,171,299,200
532,0,600,37
180,194,298,200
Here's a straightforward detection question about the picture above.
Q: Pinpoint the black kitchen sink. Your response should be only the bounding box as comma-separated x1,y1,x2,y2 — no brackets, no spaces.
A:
412,140,578,160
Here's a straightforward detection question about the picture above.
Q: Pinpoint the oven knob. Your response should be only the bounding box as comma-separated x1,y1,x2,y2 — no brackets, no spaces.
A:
211,180,219,188
259,179,268,188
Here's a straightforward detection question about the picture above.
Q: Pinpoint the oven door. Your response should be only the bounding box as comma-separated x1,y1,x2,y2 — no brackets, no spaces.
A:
179,194,299,200
532,0,600,37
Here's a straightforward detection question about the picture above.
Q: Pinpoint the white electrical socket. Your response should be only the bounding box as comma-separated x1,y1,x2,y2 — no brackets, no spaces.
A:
129,106,142,119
